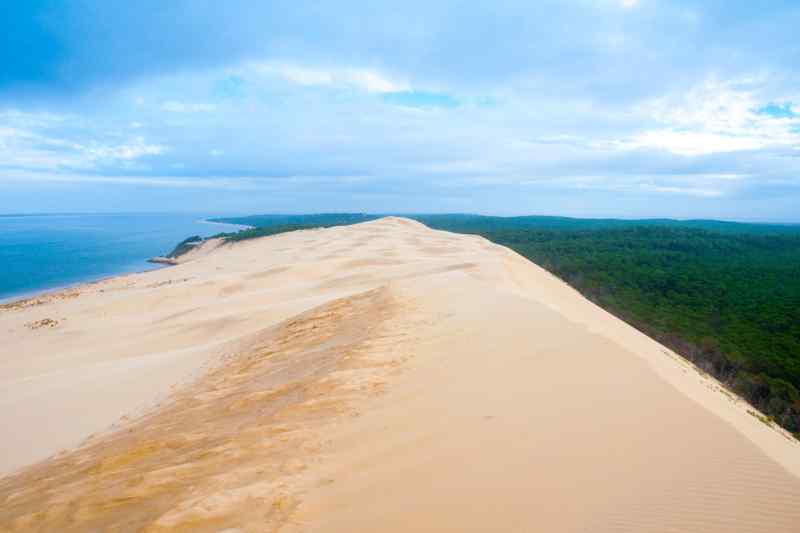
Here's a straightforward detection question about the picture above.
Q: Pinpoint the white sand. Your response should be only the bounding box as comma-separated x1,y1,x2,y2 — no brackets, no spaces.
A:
1,217,799,531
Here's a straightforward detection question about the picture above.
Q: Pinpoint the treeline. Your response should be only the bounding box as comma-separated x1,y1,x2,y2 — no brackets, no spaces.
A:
212,213,800,235
209,213,800,437
211,224,320,243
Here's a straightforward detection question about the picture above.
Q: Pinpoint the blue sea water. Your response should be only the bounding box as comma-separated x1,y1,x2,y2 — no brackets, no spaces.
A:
0,213,246,302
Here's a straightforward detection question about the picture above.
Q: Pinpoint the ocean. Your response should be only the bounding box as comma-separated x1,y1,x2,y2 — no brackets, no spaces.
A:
0,213,246,302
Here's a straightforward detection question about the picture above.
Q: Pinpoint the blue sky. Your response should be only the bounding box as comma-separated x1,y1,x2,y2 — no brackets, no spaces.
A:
1,1,799,220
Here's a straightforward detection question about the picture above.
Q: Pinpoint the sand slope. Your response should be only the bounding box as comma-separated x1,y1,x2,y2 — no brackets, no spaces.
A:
1,217,799,531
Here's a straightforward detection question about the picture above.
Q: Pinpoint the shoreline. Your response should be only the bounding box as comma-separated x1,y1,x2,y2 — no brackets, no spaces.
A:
0,218,250,306
0,265,167,307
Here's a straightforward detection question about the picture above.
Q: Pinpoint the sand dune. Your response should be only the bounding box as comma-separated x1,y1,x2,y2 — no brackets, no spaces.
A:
1,217,799,531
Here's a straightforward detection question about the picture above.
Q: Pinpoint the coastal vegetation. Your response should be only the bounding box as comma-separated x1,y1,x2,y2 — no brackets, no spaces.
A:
204,214,800,438
167,235,202,258
212,224,321,242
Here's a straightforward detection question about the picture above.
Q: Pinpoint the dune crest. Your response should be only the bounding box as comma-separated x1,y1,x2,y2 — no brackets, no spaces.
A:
2,217,799,531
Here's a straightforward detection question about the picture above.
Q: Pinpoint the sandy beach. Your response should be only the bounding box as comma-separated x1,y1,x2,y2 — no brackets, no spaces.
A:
1,217,799,531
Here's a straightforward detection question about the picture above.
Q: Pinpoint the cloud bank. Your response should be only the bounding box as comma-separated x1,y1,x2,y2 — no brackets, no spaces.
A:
1,1,799,220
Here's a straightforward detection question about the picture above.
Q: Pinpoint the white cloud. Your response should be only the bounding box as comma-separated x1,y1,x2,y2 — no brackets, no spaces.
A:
253,62,408,93
0,112,165,171
83,137,165,161
458,172,740,199
623,130,766,156
161,101,216,113
642,185,723,197
0,172,250,189
0,172,379,190
621,78,800,155
347,69,404,93
620,0,639,8
264,64,333,86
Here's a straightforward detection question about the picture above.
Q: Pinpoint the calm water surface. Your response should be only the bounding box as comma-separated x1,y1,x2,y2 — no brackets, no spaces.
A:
0,214,245,301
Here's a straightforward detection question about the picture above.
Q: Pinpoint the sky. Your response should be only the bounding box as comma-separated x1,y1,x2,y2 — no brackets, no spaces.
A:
1,1,799,220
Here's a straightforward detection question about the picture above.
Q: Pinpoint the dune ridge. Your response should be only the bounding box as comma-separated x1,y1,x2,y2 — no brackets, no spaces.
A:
1,217,799,531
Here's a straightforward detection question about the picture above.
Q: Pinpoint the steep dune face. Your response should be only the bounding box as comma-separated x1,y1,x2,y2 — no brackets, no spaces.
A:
1,217,799,531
